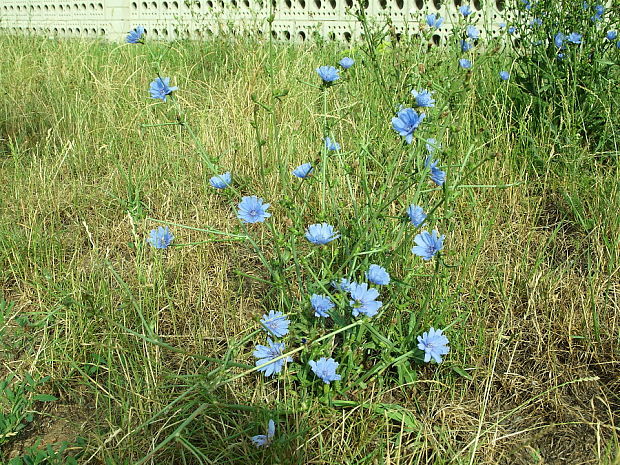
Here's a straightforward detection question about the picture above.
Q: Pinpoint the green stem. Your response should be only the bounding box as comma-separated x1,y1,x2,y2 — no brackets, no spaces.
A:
252,106,266,178
320,87,328,215
409,257,441,335
134,403,209,465
146,218,247,239
218,319,365,387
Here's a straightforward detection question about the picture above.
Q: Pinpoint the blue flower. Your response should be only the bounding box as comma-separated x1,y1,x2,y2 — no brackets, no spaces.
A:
498,22,506,29
392,108,425,144
147,226,174,249
309,357,341,384
324,136,341,151
529,18,542,27
460,39,473,52
412,89,435,108
521,0,532,9
366,264,390,285
126,25,145,44
253,339,292,377
316,66,340,83
582,1,589,9
417,327,450,363
425,138,440,153
508,26,516,35
568,32,582,44
499,70,510,81
339,57,354,69
260,311,290,338
426,13,444,29
149,77,178,102
332,278,354,293
209,172,232,189
459,58,472,69
305,223,340,245
237,196,271,223
592,4,604,18
617,41,620,49
311,294,334,318
459,5,472,16
554,32,566,48
466,25,480,40
411,230,445,260
292,163,313,178
407,204,427,227
606,30,618,41
349,282,382,317
251,419,275,447
425,155,446,186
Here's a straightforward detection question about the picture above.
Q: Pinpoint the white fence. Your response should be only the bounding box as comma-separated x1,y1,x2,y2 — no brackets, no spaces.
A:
0,0,512,41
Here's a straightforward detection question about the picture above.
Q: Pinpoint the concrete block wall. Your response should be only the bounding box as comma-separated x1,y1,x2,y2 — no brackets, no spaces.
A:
0,0,512,41
0,1,109,36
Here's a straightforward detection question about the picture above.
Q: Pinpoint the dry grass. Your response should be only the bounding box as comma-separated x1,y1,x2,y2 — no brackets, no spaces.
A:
0,33,618,464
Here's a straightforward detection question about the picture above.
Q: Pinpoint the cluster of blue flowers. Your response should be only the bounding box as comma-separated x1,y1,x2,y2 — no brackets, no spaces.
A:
507,0,620,59
290,137,341,180
426,13,444,30
129,26,454,448
554,31,582,50
457,5,478,70
390,86,447,193
584,2,605,22
120,0,620,446
324,136,341,151
316,56,354,85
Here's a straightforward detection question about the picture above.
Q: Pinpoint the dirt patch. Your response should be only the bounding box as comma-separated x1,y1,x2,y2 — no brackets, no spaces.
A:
505,423,605,465
3,402,91,461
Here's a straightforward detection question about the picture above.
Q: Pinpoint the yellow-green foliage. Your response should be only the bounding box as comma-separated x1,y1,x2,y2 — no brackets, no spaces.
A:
0,33,618,464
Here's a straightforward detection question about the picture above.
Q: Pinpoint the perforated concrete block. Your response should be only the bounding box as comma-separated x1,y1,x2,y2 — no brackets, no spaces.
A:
0,0,522,41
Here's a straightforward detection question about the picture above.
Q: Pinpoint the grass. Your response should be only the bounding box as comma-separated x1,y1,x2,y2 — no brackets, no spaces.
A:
0,17,619,464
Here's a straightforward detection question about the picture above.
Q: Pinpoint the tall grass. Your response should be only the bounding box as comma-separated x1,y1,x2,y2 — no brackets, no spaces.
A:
0,16,619,463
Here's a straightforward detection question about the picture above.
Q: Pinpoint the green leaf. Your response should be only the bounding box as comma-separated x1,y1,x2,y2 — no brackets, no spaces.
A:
396,364,417,384
375,404,418,431
451,365,473,380
332,401,418,431
32,394,58,402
